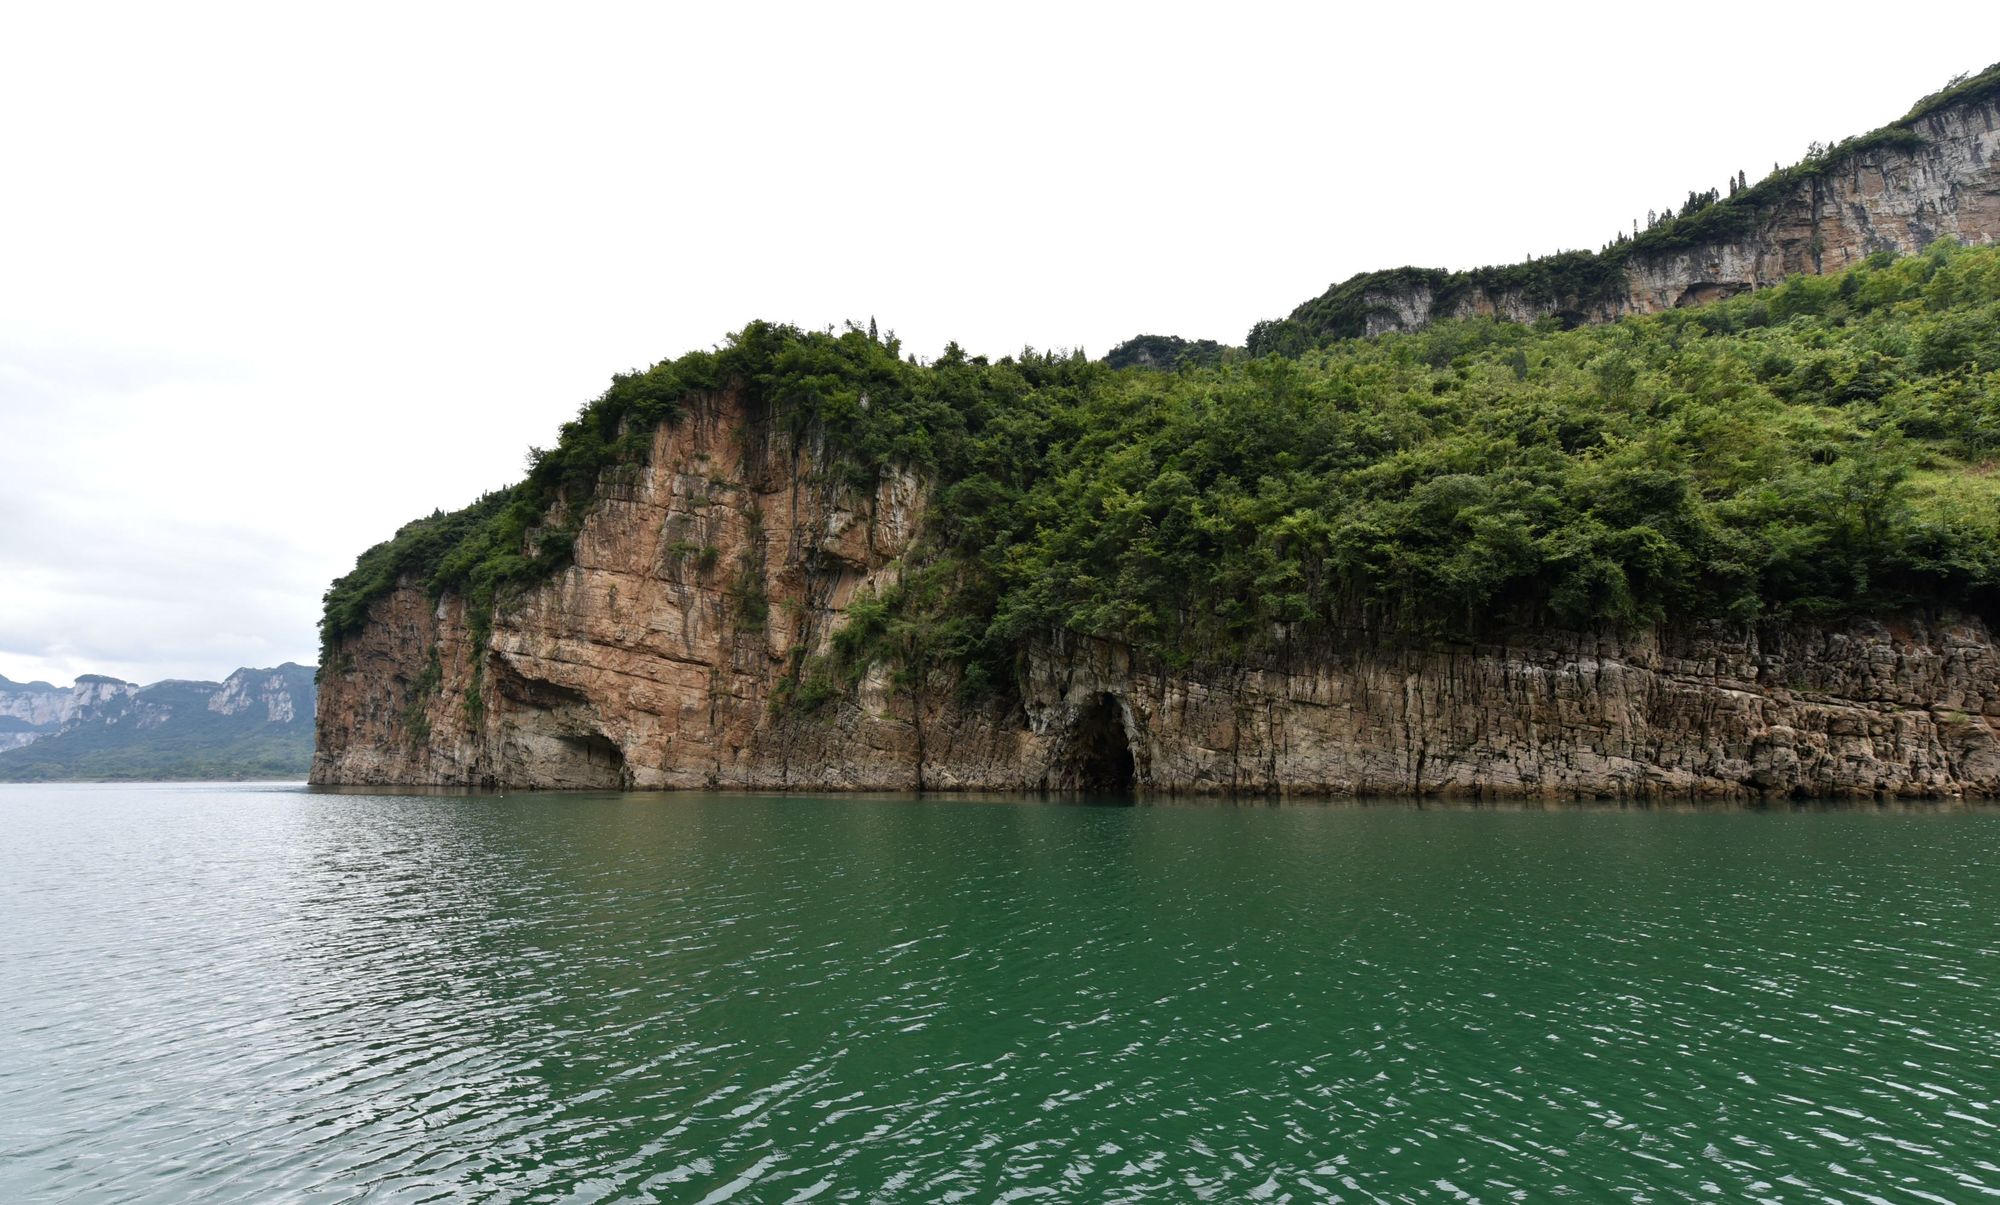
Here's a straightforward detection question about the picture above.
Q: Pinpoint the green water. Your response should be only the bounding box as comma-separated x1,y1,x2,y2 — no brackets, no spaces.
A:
1,785,1995,1202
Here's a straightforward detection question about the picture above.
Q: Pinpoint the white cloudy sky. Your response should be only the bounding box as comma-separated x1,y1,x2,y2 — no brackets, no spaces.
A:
3,2,1995,686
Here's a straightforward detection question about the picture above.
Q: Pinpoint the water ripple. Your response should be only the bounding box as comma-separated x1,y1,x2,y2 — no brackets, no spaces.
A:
0,784,1995,1202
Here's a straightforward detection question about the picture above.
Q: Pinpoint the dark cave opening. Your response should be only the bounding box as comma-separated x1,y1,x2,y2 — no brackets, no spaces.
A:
561,732,627,789
1071,693,1136,797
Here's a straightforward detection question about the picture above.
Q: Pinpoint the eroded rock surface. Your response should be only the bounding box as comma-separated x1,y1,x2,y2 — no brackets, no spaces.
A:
313,391,2000,800
313,88,2000,800
1353,92,2000,335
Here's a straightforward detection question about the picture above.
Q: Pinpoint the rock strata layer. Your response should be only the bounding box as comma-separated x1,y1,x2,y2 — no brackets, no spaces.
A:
315,86,2000,800
1343,91,2000,335
313,391,2000,799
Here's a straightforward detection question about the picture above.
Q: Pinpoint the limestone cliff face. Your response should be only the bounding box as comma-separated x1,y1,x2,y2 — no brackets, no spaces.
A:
206,667,302,722
1354,91,2000,336
315,390,944,792
313,85,2000,800
313,389,2000,800
0,675,138,752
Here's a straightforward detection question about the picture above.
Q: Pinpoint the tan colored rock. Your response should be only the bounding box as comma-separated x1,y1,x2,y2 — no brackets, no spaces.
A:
313,388,2000,801
314,89,2000,801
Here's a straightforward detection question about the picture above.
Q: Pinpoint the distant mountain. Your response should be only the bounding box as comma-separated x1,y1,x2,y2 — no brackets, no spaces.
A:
0,673,135,752
0,664,315,781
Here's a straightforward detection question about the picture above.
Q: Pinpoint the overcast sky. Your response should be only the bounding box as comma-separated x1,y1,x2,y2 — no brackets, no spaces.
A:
3,2,1995,686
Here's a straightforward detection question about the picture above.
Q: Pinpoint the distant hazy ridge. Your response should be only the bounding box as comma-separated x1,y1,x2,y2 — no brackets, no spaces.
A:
0,664,315,781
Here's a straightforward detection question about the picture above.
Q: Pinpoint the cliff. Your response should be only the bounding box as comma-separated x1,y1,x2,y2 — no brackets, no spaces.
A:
317,392,928,790
315,69,2000,801
1264,71,2000,345
314,387,2000,800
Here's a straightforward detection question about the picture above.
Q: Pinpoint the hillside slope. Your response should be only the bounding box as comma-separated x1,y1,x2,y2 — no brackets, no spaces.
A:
0,673,134,752
1244,62,2000,351
0,665,316,782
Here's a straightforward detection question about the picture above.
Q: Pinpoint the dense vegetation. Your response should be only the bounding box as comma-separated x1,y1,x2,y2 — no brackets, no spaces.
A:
1103,334,1230,372
327,242,2000,708
1250,61,2000,352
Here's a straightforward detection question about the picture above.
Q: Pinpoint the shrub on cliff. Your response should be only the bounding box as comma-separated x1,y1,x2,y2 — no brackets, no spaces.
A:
1260,61,2000,349
1102,334,1232,371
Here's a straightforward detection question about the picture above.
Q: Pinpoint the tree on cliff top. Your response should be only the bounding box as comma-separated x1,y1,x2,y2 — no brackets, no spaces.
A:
326,242,2000,706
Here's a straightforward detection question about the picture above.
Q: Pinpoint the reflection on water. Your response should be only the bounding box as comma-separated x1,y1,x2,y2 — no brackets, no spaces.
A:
1,783,1995,1201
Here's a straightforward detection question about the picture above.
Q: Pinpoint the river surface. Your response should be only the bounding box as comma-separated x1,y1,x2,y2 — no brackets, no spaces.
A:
1,784,1996,1202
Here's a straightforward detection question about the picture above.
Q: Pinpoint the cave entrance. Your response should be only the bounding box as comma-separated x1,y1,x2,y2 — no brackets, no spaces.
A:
1071,693,1136,798
560,732,627,789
